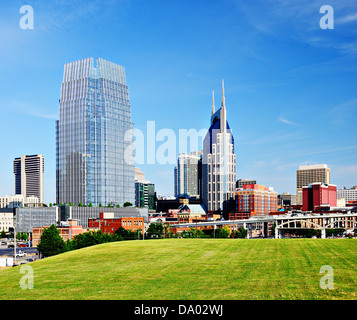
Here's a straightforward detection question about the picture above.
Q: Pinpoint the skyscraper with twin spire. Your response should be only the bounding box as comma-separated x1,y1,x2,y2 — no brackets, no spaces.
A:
202,81,236,215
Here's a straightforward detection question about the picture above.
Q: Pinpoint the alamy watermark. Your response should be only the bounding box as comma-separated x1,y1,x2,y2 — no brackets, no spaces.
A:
124,122,209,166
19,265,34,290
320,5,334,29
19,5,34,30
319,265,334,290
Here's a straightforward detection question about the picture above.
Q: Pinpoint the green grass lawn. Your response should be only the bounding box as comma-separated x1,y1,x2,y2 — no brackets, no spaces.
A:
0,238,356,300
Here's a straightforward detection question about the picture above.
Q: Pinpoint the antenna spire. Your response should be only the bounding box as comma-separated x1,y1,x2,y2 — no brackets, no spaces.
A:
220,79,227,132
221,79,225,108
211,90,215,115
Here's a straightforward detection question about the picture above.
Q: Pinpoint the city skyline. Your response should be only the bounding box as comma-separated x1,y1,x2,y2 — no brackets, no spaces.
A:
0,1,357,204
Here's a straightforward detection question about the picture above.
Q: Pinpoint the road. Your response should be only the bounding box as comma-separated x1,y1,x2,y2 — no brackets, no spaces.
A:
0,242,39,263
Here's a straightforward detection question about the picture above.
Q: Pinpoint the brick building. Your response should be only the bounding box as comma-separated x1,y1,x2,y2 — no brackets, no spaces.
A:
88,212,144,234
32,219,86,246
234,184,278,216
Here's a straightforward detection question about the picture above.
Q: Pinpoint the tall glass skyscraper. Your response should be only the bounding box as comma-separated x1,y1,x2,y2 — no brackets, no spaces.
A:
56,57,135,207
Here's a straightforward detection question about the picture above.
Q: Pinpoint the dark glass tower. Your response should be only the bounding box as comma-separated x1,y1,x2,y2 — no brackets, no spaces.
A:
56,58,135,206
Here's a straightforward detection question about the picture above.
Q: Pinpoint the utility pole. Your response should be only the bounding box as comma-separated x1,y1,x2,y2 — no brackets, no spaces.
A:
13,212,16,265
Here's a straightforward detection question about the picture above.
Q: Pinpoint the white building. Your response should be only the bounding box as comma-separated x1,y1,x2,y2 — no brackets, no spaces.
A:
0,194,39,209
0,211,13,232
337,187,357,203
174,152,202,198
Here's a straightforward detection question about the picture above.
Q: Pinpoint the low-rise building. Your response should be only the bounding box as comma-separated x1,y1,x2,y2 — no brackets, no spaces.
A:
59,205,149,228
302,183,337,212
32,219,86,246
88,212,144,234
278,193,296,206
0,209,13,232
337,186,357,203
176,204,206,223
0,194,39,208
15,207,59,234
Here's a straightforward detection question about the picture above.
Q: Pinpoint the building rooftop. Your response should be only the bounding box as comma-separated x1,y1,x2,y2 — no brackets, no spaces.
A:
298,164,328,170
178,204,206,215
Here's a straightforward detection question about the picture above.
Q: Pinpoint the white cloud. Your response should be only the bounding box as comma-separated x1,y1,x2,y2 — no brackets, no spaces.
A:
25,111,58,120
278,115,299,126
336,12,357,24
8,100,58,120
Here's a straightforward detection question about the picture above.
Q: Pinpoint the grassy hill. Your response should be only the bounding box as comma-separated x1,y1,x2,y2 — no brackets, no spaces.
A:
0,238,356,300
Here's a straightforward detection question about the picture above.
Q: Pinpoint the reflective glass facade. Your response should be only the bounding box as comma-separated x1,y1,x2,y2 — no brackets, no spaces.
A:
56,58,135,206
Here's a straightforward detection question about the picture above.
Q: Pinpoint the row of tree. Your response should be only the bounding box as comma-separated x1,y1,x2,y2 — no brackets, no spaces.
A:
178,226,247,239
36,223,250,257
0,230,29,240
47,202,133,208
37,225,142,257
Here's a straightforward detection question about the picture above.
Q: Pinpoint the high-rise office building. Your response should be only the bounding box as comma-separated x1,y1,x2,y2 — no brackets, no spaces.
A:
174,151,202,198
134,168,156,210
296,164,331,205
13,154,44,204
135,181,156,210
56,57,135,207
202,82,236,214
235,184,278,216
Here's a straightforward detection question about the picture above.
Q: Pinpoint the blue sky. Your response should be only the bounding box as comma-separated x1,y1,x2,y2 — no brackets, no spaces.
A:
0,0,357,203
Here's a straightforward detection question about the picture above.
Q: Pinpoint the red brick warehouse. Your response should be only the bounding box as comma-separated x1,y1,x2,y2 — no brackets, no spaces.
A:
88,212,144,234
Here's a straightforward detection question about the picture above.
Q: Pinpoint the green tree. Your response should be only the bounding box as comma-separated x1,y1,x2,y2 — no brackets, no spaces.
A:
116,204,120,208
72,230,104,249
163,223,173,238
182,228,207,238
123,202,133,207
114,227,137,240
231,226,247,239
0,229,6,238
21,232,29,241
215,225,230,238
88,203,93,207
65,238,77,251
37,225,67,257
146,222,164,238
